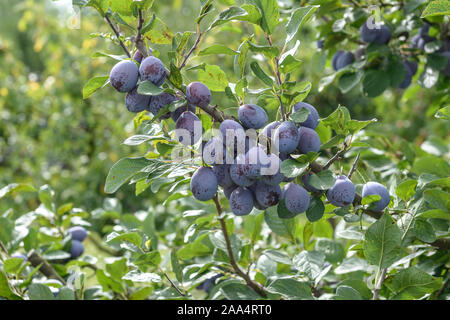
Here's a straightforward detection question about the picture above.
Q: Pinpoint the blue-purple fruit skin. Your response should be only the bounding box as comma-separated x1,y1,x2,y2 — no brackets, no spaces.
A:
224,183,238,199
317,40,324,49
220,119,245,149
292,102,320,129
254,181,281,208
297,127,321,154
332,51,344,71
203,137,226,165
282,183,310,215
201,274,223,293
186,82,211,108
125,86,150,113
302,173,319,193
67,226,87,242
133,47,153,64
148,92,176,119
261,154,285,186
335,51,355,70
230,187,254,216
70,240,84,259
190,167,218,201
175,111,202,145
171,104,196,122
362,181,390,212
238,104,268,129
109,60,139,92
244,146,269,178
139,56,166,86
12,253,27,261
230,162,254,187
375,25,391,45
398,63,413,89
326,175,355,207
273,121,300,154
212,164,234,188
261,121,281,141
360,20,391,45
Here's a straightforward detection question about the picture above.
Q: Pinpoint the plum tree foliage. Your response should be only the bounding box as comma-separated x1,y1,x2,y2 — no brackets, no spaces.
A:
0,0,449,302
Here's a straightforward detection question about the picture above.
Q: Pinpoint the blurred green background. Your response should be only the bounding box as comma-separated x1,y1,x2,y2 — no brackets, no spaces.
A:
1,0,448,216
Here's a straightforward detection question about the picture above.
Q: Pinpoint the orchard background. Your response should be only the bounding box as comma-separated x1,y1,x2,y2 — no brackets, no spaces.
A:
0,0,449,301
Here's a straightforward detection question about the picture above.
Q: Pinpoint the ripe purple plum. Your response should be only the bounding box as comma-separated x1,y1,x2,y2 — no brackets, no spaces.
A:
230,187,254,216
109,60,139,92
67,226,88,242
190,167,218,201
125,86,151,113
133,47,153,64
212,164,234,188
297,127,321,154
171,104,196,122
223,183,238,200
261,153,285,186
148,92,176,119
282,183,310,215
238,104,268,129
273,121,300,154
139,56,166,86
203,137,226,165
292,102,320,129
335,51,355,70
326,175,355,207
362,181,390,212
175,111,202,145
70,240,84,259
254,181,282,208
186,82,211,108
230,161,254,187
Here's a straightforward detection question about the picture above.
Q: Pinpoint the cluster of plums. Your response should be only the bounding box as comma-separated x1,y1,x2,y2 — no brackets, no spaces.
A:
67,226,87,259
327,19,450,89
109,48,210,124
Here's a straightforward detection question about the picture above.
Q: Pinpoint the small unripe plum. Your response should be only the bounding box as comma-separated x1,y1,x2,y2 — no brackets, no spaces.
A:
186,82,211,108
230,162,254,187
282,183,310,215
133,47,153,64
332,50,344,71
292,102,320,129
190,167,218,201
67,226,87,242
148,92,176,119
125,86,151,113
238,104,268,129
175,111,202,145
171,104,196,122
139,56,166,86
230,187,254,216
273,121,300,154
335,51,355,70
254,181,281,208
326,175,355,207
362,181,390,212
212,164,234,188
70,240,84,259
297,127,321,154
109,60,139,92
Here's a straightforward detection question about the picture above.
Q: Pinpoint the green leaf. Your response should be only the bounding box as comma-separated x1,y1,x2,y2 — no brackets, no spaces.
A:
396,179,418,202
198,45,238,56
435,106,450,120
363,213,402,269
220,282,261,300
86,0,109,17
289,107,310,123
106,231,143,248
306,197,325,222
292,250,325,280
209,231,242,260
247,41,279,59
421,0,450,17
338,71,363,94
280,159,308,178
144,17,173,44
169,61,183,89
285,6,318,43
390,267,442,299
248,0,279,35
277,199,296,219
0,183,36,199
82,75,109,99
105,157,152,193
122,270,161,283
321,105,351,135
57,287,76,300
362,70,389,97
361,194,381,206
134,251,162,269
267,278,314,300
198,65,229,92
413,156,450,177
334,285,363,300
28,284,55,300
308,170,335,190
264,206,297,239
4,258,26,274
250,61,274,86
424,188,449,210
110,0,134,16
413,219,436,243
137,81,165,96
315,238,345,264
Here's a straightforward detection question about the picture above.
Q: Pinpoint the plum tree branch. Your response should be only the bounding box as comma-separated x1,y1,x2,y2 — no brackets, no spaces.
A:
213,194,268,298
179,24,203,70
105,14,131,58
27,250,67,285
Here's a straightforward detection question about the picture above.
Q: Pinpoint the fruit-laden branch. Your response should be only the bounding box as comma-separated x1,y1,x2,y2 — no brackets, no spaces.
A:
105,14,131,58
27,250,67,284
213,195,268,298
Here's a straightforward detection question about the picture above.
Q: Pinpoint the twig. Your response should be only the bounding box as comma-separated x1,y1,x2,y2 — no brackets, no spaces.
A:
373,268,387,300
265,34,286,121
348,152,360,179
322,143,348,170
434,278,449,300
179,24,203,70
105,14,131,58
160,268,185,296
27,250,67,285
213,195,268,298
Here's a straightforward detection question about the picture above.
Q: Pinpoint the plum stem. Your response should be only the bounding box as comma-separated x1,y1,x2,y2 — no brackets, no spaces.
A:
213,194,268,298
